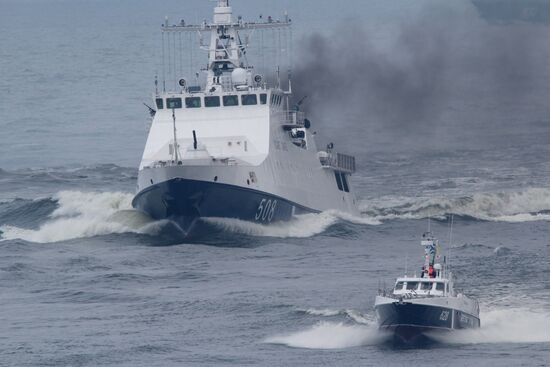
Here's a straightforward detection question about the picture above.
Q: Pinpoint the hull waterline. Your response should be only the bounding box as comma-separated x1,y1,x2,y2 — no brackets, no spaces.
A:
375,302,480,345
132,178,317,237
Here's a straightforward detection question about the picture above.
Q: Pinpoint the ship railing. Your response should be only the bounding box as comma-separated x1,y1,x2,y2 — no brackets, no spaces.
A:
378,289,438,299
281,110,305,127
147,160,183,168
319,152,356,174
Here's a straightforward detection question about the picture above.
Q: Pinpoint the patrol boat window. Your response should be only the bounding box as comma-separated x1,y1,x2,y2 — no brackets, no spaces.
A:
421,282,433,291
406,282,419,290
205,96,220,107
155,98,164,109
395,282,404,290
242,94,258,105
185,97,201,108
260,93,267,104
166,98,182,109
223,95,239,106
436,282,445,291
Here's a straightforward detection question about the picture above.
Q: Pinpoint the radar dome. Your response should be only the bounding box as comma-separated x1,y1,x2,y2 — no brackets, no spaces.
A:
232,68,247,86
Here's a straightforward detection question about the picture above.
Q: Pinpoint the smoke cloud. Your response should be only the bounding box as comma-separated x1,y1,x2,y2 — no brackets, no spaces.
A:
292,3,550,153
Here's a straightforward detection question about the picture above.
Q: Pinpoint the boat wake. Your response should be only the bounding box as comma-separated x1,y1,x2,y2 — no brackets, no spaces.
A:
202,210,380,239
0,191,378,243
360,188,550,223
266,303,550,349
431,307,550,345
265,321,384,349
4,187,550,243
265,307,386,349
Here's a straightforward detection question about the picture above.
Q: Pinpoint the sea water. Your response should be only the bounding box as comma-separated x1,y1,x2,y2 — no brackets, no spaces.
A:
1,0,549,366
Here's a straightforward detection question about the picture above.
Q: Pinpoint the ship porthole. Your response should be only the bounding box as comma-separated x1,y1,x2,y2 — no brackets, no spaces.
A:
214,176,218,182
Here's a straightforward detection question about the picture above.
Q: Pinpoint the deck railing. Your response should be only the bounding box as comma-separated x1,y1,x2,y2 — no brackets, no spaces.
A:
281,110,305,126
319,152,356,174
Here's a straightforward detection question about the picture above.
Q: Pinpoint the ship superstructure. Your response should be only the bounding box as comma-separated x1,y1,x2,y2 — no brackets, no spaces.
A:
132,0,359,236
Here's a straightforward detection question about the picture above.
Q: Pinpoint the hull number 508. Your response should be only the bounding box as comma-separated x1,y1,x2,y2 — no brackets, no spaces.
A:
255,199,277,222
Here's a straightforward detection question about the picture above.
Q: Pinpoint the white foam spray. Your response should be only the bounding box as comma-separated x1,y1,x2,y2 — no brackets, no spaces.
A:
433,307,550,345
265,321,385,349
203,210,380,238
0,191,161,243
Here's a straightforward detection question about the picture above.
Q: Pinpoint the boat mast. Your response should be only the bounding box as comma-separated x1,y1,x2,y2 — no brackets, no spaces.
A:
171,108,180,162
159,1,291,93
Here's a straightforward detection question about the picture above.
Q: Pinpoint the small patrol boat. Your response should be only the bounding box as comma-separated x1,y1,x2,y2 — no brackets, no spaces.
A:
374,231,480,345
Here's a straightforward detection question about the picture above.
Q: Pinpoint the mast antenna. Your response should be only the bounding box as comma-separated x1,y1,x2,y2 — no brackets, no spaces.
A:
171,108,180,162
448,214,454,272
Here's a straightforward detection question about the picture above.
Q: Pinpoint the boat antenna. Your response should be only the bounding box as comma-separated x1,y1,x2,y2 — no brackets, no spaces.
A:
405,252,408,276
448,214,454,272
427,216,431,233
171,108,180,162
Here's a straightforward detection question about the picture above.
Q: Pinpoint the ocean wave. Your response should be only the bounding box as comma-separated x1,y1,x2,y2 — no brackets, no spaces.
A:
0,191,162,243
360,188,550,223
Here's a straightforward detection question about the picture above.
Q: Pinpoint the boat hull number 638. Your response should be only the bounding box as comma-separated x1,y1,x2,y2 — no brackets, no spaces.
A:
255,199,277,222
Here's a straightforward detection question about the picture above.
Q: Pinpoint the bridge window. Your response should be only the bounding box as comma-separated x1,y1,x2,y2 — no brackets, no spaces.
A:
166,98,182,109
341,173,349,192
223,95,239,106
334,172,343,191
241,94,258,105
260,93,267,104
395,282,404,290
406,282,418,290
205,96,220,107
185,97,201,108
155,98,164,109
436,282,445,291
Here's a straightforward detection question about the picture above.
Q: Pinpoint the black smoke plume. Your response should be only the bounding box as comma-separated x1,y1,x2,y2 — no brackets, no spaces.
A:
292,4,550,153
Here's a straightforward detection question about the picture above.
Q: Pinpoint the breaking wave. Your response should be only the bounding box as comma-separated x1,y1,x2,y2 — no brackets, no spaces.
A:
360,188,550,223
0,191,164,243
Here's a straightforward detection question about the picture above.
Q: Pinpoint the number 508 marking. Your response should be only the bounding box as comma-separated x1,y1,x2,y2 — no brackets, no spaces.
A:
255,199,277,222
